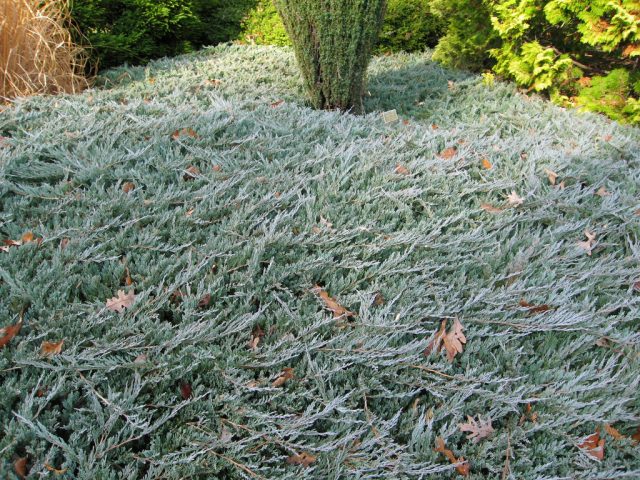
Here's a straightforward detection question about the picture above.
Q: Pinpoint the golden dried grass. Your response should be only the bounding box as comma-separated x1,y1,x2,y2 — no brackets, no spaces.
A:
0,0,90,101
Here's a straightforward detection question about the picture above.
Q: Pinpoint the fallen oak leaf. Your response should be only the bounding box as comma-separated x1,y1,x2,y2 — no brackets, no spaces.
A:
519,403,538,425
604,424,625,441
197,293,211,309
434,437,469,476
459,415,494,443
442,318,466,362
595,186,611,197
248,325,265,351
579,430,605,460
272,367,295,388
395,164,410,175
286,452,316,468
172,128,199,140
544,168,558,185
122,181,135,193
438,146,457,160
312,285,355,319
481,158,493,170
632,426,640,444
506,191,524,207
106,289,135,313
577,230,596,256
270,100,284,108
0,320,22,348
41,340,63,357
183,165,200,181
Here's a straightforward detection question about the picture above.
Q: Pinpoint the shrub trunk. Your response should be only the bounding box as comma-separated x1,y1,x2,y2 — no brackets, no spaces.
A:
275,0,386,114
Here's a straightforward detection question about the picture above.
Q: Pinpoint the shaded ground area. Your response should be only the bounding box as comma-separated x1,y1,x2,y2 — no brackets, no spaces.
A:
1,45,639,478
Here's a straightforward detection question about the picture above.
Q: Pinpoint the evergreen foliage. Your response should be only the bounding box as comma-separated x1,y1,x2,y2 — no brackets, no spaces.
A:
431,0,640,125
1,45,640,478
241,0,444,53
69,0,258,69
274,0,387,114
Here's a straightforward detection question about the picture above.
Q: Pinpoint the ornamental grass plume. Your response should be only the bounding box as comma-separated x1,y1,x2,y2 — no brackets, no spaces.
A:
0,0,89,102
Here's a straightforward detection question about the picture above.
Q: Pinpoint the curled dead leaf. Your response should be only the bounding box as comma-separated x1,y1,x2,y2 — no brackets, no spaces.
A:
0,320,22,348
519,300,552,314
481,158,493,170
41,340,64,357
438,147,457,160
604,424,625,441
272,367,295,388
312,285,355,319
595,186,611,197
197,293,211,309
434,437,469,476
180,382,192,399
14,457,27,478
577,230,596,256
544,169,558,185
481,203,504,214
44,463,67,474
425,319,466,362
122,181,135,193
395,164,410,175
286,452,316,468
183,165,200,181
578,430,605,460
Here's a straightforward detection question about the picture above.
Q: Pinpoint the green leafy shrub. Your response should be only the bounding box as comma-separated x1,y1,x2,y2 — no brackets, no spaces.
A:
275,0,386,114
241,0,444,53
240,0,289,46
70,0,258,69
431,0,640,124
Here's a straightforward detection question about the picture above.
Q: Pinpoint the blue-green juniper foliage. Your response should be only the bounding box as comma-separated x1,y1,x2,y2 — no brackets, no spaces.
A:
0,45,639,478
275,0,387,114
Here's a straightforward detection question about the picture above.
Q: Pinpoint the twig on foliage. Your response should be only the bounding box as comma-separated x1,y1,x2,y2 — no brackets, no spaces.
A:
363,395,381,438
208,450,266,479
502,430,511,480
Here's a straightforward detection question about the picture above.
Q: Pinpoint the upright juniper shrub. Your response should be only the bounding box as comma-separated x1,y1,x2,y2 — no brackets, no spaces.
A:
275,0,387,114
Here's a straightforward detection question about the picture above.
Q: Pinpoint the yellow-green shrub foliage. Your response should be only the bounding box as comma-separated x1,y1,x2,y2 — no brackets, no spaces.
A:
275,0,387,114
432,0,640,124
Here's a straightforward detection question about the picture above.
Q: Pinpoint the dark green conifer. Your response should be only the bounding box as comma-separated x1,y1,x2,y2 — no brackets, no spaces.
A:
275,0,387,114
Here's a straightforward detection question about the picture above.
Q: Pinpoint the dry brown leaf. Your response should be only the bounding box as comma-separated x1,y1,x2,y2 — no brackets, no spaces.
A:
272,367,295,388
270,100,284,108
481,158,493,170
373,292,385,306
507,191,524,207
183,165,200,181
431,123,439,130
424,320,447,356
519,300,552,314
212,164,222,172
312,285,355,318
180,382,192,399
395,164,410,175
172,128,199,140
577,230,596,256
434,437,470,476
0,320,22,348
248,325,265,351
198,293,211,309
603,134,613,142
604,424,625,441
21,232,35,243
481,203,504,214
14,457,27,479
439,147,457,160
122,181,135,193
595,187,611,197
106,290,135,313
519,403,538,425
443,318,467,362
44,463,67,474
633,281,640,292
41,340,64,357
543,169,558,185
286,452,316,468
632,426,640,444
579,430,605,460
459,415,494,443
425,319,466,362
